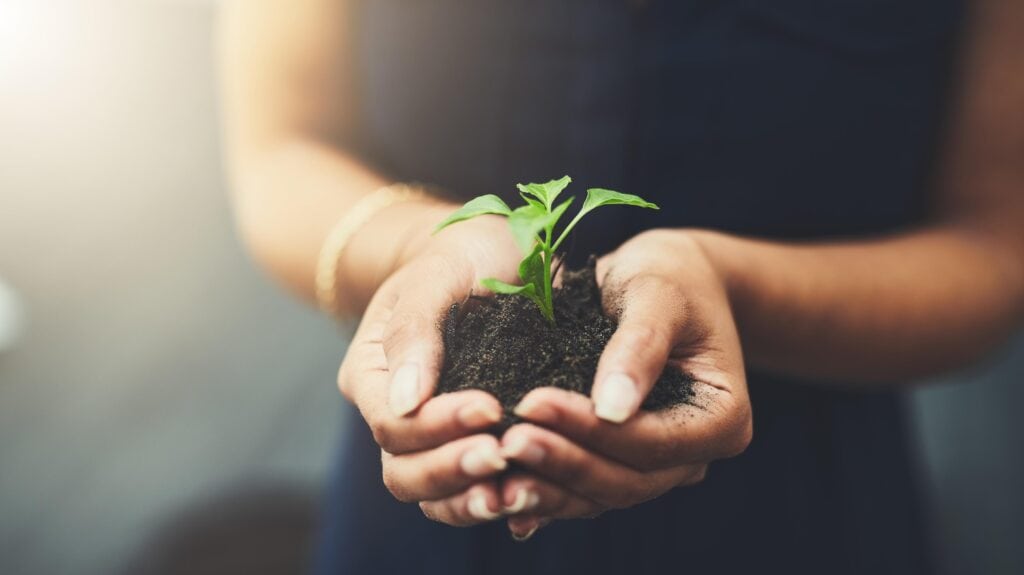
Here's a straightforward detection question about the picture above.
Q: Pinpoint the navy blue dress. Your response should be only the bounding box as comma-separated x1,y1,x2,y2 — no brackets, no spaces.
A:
315,1,965,572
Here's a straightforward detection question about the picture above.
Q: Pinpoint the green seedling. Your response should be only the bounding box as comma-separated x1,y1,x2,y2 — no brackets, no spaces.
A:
434,176,658,323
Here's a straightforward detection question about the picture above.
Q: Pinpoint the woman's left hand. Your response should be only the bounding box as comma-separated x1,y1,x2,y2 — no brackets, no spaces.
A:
419,230,753,539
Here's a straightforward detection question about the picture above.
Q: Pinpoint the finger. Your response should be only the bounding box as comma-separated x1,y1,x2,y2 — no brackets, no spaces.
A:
381,254,474,416
592,274,688,423
506,516,551,542
382,434,506,503
499,424,692,509
419,482,504,527
499,473,604,520
514,386,751,469
501,465,708,538
550,254,567,288
357,386,503,455
337,291,394,403
340,286,504,453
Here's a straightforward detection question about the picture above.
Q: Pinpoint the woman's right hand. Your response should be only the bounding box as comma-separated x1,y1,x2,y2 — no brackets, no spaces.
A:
336,201,521,523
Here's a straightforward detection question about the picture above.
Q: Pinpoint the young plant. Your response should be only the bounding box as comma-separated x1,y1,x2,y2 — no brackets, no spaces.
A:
434,176,658,323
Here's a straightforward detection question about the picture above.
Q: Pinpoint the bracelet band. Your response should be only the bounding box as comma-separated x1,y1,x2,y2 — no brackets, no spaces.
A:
315,183,425,319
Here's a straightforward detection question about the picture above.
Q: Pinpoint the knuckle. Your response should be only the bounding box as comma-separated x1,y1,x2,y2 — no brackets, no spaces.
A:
377,269,404,294
419,502,442,523
418,462,447,495
626,271,673,296
679,466,708,487
623,274,688,317
382,312,432,351
719,399,754,458
623,323,658,349
616,323,673,357
368,419,399,452
381,464,414,503
614,323,655,354
336,363,352,398
726,416,754,457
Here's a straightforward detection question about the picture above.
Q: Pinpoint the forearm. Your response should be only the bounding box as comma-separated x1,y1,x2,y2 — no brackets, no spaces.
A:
218,0,452,311
227,139,451,310
694,0,1024,386
691,225,1024,384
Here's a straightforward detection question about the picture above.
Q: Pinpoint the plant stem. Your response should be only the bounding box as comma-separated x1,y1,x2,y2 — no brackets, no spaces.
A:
542,246,554,323
539,222,556,324
552,207,589,253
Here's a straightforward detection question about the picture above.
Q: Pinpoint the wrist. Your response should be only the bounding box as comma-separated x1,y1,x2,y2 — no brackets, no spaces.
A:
628,228,742,302
683,228,757,324
386,198,461,271
336,193,455,313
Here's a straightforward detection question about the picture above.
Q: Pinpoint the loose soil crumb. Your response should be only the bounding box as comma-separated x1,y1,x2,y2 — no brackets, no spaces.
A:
436,259,696,429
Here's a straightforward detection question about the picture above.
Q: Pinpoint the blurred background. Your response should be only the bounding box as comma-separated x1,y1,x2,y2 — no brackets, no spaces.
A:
0,1,1021,574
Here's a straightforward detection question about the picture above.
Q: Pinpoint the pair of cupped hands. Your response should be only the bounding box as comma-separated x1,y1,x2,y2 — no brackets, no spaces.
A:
337,210,753,541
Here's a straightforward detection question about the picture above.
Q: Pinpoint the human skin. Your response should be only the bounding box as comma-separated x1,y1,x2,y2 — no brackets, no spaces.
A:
220,0,1024,539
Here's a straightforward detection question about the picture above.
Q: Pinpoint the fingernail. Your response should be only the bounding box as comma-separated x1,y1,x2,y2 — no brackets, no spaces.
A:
512,525,540,542
468,493,501,521
388,363,420,416
460,445,507,477
513,396,556,421
501,437,546,466
510,519,542,542
503,488,540,514
457,402,502,428
594,373,637,423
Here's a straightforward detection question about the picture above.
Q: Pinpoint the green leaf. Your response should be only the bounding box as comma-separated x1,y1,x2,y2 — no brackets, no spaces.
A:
516,176,572,210
480,278,536,296
518,244,546,290
507,197,576,253
581,188,659,214
481,277,552,321
551,189,657,252
548,197,574,232
433,194,512,233
507,204,549,253
519,192,545,210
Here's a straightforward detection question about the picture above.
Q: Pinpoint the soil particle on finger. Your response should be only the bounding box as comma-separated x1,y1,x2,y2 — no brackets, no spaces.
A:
436,258,695,429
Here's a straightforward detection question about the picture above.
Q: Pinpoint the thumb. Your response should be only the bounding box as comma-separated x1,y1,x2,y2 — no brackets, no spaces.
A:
382,256,469,417
592,276,687,423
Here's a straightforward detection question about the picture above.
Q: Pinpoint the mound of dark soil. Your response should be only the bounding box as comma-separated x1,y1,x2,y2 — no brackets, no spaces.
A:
436,259,695,429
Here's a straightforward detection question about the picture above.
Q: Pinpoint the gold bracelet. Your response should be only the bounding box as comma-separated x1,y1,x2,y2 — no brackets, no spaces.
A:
315,183,425,319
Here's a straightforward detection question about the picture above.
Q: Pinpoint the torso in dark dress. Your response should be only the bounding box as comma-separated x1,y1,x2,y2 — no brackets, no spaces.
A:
315,1,964,573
